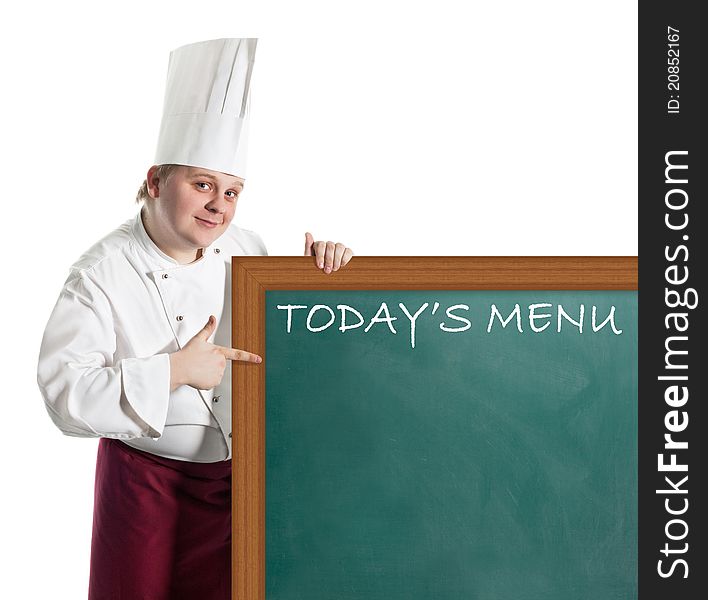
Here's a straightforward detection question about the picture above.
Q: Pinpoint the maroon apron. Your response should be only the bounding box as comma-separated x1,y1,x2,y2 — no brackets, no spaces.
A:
88,438,232,600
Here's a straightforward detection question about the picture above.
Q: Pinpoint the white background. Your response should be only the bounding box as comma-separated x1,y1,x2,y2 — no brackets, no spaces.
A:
0,0,637,596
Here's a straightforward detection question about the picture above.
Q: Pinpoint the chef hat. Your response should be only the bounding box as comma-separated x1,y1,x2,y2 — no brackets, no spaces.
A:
154,38,257,178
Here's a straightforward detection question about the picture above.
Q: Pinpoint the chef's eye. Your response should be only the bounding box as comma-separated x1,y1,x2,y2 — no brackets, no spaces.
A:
225,190,239,199
196,182,210,190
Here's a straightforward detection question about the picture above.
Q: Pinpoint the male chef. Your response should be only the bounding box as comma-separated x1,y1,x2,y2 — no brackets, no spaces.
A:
37,38,352,599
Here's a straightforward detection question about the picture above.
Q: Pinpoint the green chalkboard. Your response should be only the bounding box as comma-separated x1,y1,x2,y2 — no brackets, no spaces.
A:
263,290,637,600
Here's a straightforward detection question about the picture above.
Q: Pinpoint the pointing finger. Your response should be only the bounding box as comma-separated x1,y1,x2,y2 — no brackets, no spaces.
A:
217,346,263,363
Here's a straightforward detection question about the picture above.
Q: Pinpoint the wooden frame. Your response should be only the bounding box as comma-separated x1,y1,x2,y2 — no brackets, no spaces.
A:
231,256,637,600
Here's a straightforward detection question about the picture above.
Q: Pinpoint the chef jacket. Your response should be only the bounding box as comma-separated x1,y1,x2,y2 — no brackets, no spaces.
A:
37,210,267,462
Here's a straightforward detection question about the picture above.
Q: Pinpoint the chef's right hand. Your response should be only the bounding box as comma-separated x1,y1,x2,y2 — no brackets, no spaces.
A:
169,315,262,391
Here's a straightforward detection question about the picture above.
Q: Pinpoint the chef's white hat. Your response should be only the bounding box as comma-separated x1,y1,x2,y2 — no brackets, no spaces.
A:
154,38,257,178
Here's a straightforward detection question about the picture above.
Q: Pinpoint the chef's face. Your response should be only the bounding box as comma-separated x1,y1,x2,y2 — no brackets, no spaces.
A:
145,165,244,262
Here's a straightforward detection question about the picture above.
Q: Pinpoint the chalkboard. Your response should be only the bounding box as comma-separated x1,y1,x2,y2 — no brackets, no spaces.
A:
232,258,638,600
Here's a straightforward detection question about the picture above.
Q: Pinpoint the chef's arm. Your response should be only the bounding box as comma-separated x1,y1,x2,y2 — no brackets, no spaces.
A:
37,275,170,439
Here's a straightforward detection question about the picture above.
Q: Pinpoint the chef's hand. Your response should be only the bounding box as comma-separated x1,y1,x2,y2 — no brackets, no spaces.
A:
304,232,354,274
169,316,261,391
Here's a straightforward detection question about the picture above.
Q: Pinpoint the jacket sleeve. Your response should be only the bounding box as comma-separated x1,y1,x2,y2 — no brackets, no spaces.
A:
37,272,170,439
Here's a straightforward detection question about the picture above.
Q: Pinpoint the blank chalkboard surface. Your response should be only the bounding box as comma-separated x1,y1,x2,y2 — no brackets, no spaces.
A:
232,258,638,600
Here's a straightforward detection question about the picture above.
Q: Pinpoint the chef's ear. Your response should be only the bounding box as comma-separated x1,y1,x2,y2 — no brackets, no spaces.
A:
146,165,162,200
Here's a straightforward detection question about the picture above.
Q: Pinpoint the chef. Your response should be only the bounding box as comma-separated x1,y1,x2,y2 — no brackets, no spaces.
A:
37,38,353,600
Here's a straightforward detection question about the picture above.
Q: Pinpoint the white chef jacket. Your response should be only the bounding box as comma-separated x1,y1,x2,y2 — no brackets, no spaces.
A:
37,210,267,462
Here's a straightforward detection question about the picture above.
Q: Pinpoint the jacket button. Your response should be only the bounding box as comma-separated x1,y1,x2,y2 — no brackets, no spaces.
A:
228,432,232,438
214,248,221,254
213,395,220,403
176,315,184,321
162,273,169,279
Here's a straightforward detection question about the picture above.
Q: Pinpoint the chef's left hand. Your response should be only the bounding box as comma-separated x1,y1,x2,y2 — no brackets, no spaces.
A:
304,232,353,274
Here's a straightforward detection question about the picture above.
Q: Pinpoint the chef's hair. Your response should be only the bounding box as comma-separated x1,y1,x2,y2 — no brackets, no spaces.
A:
135,164,180,203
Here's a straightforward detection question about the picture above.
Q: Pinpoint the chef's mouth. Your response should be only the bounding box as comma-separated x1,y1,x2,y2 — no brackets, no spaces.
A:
195,216,222,227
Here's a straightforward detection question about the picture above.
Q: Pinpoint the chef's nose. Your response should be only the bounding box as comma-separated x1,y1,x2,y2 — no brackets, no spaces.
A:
205,196,227,213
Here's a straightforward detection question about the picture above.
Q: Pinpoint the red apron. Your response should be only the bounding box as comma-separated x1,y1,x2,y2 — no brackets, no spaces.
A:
88,437,232,600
